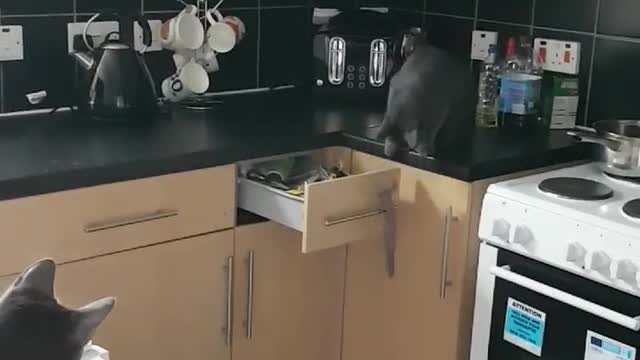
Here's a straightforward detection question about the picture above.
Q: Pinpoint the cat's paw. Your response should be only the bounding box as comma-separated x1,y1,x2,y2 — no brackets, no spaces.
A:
384,137,404,158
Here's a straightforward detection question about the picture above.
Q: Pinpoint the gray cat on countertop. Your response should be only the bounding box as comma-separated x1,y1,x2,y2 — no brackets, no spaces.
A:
378,42,476,158
0,259,115,360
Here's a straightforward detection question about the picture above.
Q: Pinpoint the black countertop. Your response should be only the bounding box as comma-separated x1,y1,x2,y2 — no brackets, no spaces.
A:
0,91,588,201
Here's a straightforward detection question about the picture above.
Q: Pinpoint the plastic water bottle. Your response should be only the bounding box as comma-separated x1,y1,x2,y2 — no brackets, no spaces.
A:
475,45,498,128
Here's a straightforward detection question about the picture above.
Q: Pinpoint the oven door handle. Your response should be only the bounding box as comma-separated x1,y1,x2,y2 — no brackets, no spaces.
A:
491,265,640,331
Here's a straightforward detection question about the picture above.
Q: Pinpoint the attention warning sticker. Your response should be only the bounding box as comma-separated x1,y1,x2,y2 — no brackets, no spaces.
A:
503,298,546,356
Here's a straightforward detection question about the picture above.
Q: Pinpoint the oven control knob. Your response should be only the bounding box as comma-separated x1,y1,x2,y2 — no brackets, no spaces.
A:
491,219,511,242
513,225,534,246
566,242,587,267
590,251,612,277
616,260,638,286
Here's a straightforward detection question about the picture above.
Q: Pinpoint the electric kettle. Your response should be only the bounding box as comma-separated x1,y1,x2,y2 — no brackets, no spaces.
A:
71,12,158,119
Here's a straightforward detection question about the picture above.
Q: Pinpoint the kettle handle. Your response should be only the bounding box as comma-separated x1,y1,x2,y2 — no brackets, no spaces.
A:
135,13,153,53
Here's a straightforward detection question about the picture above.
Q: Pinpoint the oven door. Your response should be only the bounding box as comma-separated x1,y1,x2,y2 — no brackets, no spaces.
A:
472,243,640,360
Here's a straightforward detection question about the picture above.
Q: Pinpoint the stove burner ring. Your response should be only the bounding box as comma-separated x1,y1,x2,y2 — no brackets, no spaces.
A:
538,177,614,201
604,172,640,186
623,199,640,219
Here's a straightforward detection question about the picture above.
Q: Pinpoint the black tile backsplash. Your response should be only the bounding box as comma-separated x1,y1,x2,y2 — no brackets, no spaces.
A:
2,0,640,127
259,7,310,87
597,0,640,37
534,0,597,32
0,0,73,15
1,16,75,112
425,15,473,61
589,39,640,122
411,0,640,125
478,0,532,25
426,0,475,17
0,0,310,113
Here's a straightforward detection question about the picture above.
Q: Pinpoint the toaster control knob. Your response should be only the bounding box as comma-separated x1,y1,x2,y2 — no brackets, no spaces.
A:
316,79,324,86
590,251,612,277
566,242,587,267
616,260,638,286
491,219,511,242
513,225,534,246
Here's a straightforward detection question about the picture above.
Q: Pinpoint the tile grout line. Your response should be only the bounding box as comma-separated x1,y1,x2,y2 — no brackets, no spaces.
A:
255,2,261,88
583,0,602,126
422,10,475,21
473,0,479,30
469,0,479,72
423,0,427,28
529,0,536,36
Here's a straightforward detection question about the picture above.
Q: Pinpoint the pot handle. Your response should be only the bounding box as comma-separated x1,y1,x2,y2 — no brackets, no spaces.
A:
567,127,622,151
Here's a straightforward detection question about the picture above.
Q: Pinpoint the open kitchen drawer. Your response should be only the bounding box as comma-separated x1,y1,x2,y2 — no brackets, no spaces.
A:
237,147,400,253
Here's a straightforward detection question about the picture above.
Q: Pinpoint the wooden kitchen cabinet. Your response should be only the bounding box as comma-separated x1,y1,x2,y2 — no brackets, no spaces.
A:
54,231,235,360
342,152,474,360
0,165,235,277
232,222,346,360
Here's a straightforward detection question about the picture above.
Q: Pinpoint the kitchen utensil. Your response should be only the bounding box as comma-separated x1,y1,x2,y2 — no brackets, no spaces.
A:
160,5,204,51
162,60,209,102
567,120,640,178
205,9,245,53
71,12,158,119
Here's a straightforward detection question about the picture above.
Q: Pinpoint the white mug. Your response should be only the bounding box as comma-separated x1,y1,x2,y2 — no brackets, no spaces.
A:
205,9,245,53
173,49,195,69
160,5,204,51
196,44,220,73
162,61,210,102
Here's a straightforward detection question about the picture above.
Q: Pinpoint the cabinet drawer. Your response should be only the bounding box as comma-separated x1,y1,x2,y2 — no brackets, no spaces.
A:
0,165,235,276
237,150,399,253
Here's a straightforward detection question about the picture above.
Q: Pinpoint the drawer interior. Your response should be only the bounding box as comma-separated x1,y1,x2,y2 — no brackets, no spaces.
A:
237,147,400,253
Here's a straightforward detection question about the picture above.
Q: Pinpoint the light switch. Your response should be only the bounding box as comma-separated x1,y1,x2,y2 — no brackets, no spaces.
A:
0,26,24,61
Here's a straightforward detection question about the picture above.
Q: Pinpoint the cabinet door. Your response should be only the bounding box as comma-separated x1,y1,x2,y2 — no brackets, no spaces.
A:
233,222,346,360
342,152,472,360
55,231,234,360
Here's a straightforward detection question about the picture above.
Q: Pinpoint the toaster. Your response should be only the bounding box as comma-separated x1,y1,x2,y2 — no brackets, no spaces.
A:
312,9,401,103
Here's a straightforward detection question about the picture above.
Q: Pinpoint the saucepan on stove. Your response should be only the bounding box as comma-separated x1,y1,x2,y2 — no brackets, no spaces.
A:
567,119,640,178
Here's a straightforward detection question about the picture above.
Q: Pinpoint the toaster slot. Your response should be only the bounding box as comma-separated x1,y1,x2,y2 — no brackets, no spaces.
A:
328,37,346,85
369,39,387,87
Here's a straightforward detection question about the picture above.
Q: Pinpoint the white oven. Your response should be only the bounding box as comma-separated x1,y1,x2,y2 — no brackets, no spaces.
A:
470,163,640,360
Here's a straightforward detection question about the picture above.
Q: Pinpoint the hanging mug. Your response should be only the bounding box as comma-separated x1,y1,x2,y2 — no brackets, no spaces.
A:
205,9,246,53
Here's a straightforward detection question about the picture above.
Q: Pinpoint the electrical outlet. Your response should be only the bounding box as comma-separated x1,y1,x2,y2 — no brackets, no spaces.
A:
471,30,498,61
0,26,24,61
534,38,580,75
134,20,164,53
67,21,119,53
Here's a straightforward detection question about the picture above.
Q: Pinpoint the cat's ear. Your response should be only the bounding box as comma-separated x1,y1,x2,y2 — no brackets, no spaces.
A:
13,258,56,297
73,297,115,345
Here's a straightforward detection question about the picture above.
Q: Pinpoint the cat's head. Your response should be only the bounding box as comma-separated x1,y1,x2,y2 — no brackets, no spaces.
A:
0,259,115,360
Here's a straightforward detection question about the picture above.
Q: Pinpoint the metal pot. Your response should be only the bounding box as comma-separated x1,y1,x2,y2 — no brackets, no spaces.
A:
567,119,640,178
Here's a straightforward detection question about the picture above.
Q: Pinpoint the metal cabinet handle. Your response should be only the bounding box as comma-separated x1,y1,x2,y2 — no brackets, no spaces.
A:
223,256,234,346
439,207,458,299
324,209,386,227
245,251,255,339
84,208,178,233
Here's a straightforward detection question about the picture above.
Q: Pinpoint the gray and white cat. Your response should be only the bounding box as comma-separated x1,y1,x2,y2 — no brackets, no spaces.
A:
378,42,476,158
0,259,115,360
